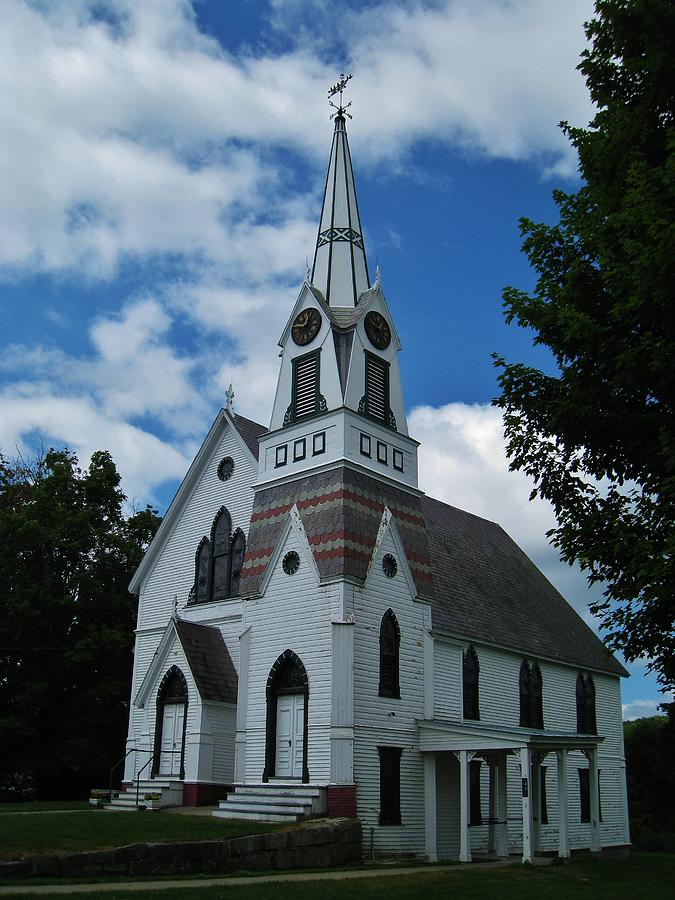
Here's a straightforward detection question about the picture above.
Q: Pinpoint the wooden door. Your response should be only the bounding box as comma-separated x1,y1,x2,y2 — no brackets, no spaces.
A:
275,694,304,778
160,702,184,776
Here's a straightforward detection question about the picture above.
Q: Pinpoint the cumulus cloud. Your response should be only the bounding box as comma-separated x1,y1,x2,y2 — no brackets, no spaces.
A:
622,698,672,721
410,401,605,620
0,0,592,280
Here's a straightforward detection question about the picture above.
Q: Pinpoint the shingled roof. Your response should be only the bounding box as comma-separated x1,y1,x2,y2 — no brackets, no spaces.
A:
240,466,434,600
175,619,238,703
421,495,626,677
231,413,267,461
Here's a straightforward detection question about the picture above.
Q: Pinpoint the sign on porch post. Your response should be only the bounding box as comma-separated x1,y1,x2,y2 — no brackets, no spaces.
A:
519,747,534,863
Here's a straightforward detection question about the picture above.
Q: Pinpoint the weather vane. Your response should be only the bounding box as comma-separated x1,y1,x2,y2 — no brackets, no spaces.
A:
328,72,353,120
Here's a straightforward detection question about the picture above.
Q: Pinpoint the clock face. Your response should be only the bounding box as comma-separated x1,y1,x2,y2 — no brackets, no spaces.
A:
364,310,391,350
291,307,322,346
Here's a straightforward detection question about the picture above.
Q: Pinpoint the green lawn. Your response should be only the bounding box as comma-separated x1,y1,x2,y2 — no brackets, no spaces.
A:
0,809,281,861
0,800,89,813
0,853,673,899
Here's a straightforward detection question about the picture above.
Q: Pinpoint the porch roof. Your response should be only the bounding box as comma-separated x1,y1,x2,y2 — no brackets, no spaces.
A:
417,718,604,753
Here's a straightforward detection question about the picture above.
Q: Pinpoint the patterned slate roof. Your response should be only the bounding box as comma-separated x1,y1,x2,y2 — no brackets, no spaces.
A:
240,466,434,600
232,413,267,460
421,496,626,677
175,619,238,703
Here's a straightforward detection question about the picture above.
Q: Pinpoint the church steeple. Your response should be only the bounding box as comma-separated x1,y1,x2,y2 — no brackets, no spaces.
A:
311,111,369,307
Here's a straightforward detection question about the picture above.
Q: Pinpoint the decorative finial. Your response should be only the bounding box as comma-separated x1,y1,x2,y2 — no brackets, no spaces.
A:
173,593,179,616
306,255,311,281
375,264,382,287
328,73,353,120
225,383,235,413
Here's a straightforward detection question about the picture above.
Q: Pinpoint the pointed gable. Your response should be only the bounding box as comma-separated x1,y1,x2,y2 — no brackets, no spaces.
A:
240,466,434,600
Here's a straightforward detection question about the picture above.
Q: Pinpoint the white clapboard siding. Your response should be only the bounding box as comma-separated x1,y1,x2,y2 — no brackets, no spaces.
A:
206,703,237,784
353,525,429,857
138,425,257,631
241,523,340,784
433,640,462,721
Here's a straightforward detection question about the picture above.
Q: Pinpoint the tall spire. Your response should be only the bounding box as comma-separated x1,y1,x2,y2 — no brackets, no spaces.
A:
311,79,369,307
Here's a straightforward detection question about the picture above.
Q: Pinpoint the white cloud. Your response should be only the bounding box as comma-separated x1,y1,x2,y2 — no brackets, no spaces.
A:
410,401,604,619
0,0,592,280
622,698,672,721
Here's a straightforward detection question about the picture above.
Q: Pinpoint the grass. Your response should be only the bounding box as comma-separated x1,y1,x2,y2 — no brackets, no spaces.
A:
0,808,282,861
0,800,89,813
0,853,673,899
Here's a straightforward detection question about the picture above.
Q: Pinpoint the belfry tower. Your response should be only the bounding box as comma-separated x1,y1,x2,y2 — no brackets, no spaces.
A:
240,82,433,603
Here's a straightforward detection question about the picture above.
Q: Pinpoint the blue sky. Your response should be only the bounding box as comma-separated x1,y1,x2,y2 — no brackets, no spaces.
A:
0,0,665,718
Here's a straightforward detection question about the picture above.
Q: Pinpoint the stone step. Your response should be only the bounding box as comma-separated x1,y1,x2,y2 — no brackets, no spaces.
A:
231,784,320,799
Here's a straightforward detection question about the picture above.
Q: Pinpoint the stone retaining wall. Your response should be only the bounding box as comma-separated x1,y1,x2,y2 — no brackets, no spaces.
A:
0,818,362,880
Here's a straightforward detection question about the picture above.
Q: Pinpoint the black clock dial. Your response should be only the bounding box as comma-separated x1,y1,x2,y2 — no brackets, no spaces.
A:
364,310,391,350
291,307,322,346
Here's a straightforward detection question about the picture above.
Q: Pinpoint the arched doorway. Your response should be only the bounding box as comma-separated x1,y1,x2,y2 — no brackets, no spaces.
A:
263,650,309,783
152,666,188,778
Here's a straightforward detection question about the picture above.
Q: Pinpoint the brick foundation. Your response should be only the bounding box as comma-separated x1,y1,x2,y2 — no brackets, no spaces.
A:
327,784,357,818
182,782,231,806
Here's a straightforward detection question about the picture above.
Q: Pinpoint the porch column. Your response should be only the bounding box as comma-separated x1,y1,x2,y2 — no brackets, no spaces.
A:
588,746,601,852
496,752,509,858
458,750,472,862
556,749,570,858
424,753,437,862
487,759,497,853
531,753,542,853
519,747,534,863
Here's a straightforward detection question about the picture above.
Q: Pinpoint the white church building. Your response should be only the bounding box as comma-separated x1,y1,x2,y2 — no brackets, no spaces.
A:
120,97,630,863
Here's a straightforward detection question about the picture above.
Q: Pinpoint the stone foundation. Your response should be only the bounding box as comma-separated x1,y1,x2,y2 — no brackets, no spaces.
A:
0,818,362,880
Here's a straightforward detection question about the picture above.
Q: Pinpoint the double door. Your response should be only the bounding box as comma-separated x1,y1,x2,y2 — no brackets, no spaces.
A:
159,702,185,776
275,693,304,779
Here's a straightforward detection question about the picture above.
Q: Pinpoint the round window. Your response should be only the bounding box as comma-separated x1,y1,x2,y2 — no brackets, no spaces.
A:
283,551,300,575
217,456,234,481
382,553,398,578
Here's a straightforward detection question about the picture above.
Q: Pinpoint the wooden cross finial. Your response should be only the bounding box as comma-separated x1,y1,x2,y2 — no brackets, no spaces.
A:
328,72,353,120
225,383,235,413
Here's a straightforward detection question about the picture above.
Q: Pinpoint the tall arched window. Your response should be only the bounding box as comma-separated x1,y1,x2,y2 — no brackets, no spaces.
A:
230,528,246,597
519,660,531,727
576,672,597,734
194,537,211,604
463,645,480,720
211,507,232,601
530,661,544,729
379,609,400,698
519,659,544,728
190,508,246,604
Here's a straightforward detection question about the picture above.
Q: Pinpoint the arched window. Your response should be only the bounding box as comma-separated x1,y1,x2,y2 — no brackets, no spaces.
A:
463,645,480,721
530,661,544,729
519,660,531,727
190,508,246,604
379,609,400,698
194,537,211,604
211,507,232,601
230,528,246,598
576,672,597,734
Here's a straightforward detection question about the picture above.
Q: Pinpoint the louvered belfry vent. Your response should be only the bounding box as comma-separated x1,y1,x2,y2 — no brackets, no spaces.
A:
365,352,389,422
293,350,319,419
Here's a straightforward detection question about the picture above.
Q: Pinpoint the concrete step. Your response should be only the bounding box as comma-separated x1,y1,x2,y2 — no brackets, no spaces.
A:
231,784,320,799
212,808,301,822
219,799,308,815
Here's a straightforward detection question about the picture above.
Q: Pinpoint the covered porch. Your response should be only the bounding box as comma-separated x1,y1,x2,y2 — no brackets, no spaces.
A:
418,719,604,863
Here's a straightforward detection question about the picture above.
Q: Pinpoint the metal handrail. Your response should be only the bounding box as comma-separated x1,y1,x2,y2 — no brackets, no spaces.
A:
135,752,158,808
108,748,135,801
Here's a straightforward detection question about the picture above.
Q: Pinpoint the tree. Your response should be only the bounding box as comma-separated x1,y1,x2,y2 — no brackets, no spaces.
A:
623,713,675,846
0,449,161,798
494,0,675,691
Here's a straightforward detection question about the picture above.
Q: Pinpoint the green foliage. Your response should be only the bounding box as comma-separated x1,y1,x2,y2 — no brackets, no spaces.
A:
624,713,675,845
494,0,675,690
0,449,161,797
